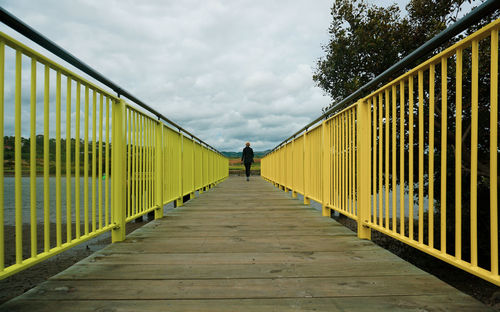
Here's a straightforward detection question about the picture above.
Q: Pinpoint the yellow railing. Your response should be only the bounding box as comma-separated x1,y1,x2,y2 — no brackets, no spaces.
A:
262,18,499,286
0,30,228,279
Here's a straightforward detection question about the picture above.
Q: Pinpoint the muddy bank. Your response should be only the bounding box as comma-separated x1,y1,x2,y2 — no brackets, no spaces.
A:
333,214,500,310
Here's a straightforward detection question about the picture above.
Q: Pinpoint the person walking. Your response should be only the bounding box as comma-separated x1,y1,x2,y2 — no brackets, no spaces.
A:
241,142,254,181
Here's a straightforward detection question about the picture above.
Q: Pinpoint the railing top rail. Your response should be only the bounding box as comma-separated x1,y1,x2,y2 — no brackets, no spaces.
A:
267,0,500,155
0,6,223,156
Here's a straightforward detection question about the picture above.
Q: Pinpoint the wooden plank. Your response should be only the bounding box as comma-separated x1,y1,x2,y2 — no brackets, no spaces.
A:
2,296,492,312
81,249,406,265
100,235,378,254
12,276,464,300
52,261,426,280
0,176,492,311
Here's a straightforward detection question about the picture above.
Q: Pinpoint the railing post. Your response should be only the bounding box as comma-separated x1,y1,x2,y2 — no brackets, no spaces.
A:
154,122,164,219
322,120,331,217
176,132,183,207
303,130,310,205
291,138,297,198
111,99,126,242
357,99,371,240
190,140,195,199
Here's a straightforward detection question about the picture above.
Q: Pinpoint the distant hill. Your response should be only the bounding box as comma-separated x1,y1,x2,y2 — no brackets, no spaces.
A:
222,150,271,158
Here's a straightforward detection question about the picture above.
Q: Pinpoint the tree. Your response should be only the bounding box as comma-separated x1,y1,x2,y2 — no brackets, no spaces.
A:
313,0,468,111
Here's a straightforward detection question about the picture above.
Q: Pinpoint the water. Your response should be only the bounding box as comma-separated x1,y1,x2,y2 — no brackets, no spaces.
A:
3,176,112,226
294,184,430,219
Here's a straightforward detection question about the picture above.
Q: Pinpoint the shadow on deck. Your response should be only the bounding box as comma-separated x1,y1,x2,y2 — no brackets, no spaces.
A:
0,176,493,311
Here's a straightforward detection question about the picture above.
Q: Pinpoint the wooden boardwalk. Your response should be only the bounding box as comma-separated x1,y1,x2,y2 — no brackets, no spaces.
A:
1,176,493,311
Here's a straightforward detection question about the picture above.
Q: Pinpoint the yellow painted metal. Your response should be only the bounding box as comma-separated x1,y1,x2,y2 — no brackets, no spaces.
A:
15,51,22,264
155,122,163,219
43,65,50,252
385,89,389,230
127,109,132,217
440,57,447,253
55,71,62,248
391,85,396,232
84,86,90,236
98,94,103,229
111,99,126,242
75,82,81,239
418,70,424,244
0,40,4,270
378,93,383,226
408,75,414,239
105,97,110,226
372,97,377,224
455,47,462,260
470,39,478,267
30,58,37,257
66,77,72,243
357,100,371,239
428,64,435,249
490,28,499,277
92,90,97,233
399,80,405,237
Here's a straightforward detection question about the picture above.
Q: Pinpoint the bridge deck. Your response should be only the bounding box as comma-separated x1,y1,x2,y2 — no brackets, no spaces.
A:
1,176,493,311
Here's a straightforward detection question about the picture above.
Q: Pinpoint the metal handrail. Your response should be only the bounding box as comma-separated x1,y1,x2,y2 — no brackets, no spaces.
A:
268,0,500,154
0,6,223,155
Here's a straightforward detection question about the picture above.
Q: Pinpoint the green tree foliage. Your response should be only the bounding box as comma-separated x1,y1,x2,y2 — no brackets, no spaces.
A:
313,0,468,109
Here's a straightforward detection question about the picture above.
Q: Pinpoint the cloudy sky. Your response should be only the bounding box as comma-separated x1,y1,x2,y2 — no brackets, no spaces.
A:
1,0,409,152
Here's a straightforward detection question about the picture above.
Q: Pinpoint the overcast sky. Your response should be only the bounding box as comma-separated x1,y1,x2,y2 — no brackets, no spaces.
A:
0,0,410,152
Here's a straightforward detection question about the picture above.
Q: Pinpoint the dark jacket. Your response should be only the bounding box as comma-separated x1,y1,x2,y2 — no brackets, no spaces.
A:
241,146,254,164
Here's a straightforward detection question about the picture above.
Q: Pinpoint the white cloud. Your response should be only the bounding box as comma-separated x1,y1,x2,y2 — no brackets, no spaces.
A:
0,0,334,151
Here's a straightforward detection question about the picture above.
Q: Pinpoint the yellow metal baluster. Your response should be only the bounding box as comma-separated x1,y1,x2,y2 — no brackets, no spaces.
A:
392,85,397,231
98,94,103,229
43,65,50,251
30,58,37,257
134,112,139,216
372,97,377,224
429,64,435,248
15,51,22,262
470,39,478,266
440,57,447,253
75,82,81,239
92,90,97,233
66,77,72,243
105,97,110,226
55,71,62,248
378,93,383,226
0,41,4,270
418,70,424,244
385,89,389,230
127,109,131,218
490,28,498,276
455,48,462,260
408,75,414,240
400,81,405,237
84,86,89,235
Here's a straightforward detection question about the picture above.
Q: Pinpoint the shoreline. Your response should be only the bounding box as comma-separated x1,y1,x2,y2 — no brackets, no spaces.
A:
0,218,152,304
